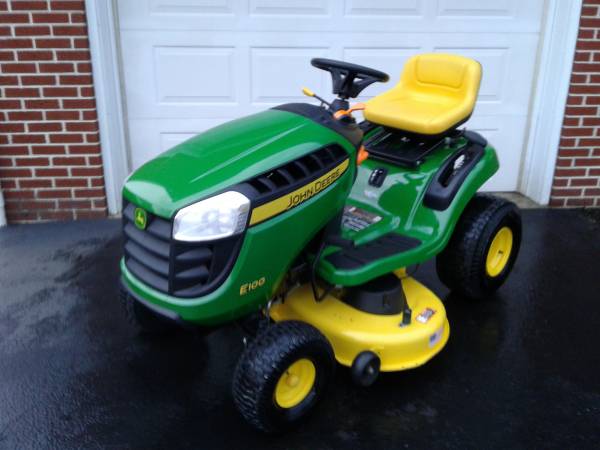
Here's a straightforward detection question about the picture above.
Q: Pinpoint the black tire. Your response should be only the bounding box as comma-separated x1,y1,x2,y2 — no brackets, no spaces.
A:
120,288,177,335
436,194,522,299
351,351,380,387
232,320,335,433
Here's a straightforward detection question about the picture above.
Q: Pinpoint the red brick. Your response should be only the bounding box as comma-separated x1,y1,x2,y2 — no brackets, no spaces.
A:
53,156,85,165
551,188,583,197
50,1,85,10
554,168,587,177
549,198,566,207
571,73,588,83
49,133,84,143
0,75,19,85
32,13,69,23
591,168,600,176
28,122,62,132
0,123,25,132
90,178,104,187
39,62,74,72
574,158,600,166
578,138,600,146
576,40,600,51
62,98,95,109
569,84,600,94
13,135,46,144
85,133,99,143
0,13,30,23
566,197,595,207
35,167,67,176
31,144,66,154
38,189,72,199
75,210,106,219
68,144,100,154
0,158,14,167
572,62,600,72
4,87,40,97
14,26,51,36
73,38,88,48
56,50,89,60
552,178,568,187
19,179,52,188
93,199,107,208
46,110,78,120
15,156,49,165
6,210,38,221
582,5,598,16
575,51,591,62
582,117,600,126
565,106,598,116
17,50,53,61
55,178,86,187
593,148,600,156
80,86,94,96
35,37,71,48
11,1,49,10
74,188,104,198
1,180,18,189
0,168,32,178
580,17,600,27
0,99,22,109
87,155,102,165
558,149,590,158
570,178,598,186
8,111,43,121
1,62,36,72
0,26,10,36
584,188,600,195
3,190,35,199
71,166,102,176
66,122,97,132
578,29,595,40
589,74,600,83
38,210,76,221
563,117,580,127
52,25,86,36
42,86,78,96
0,50,14,61
59,74,91,84
25,99,59,109
562,127,594,137
21,75,56,85
70,12,85,23
58,199,91,209
556,158,572,167
81,110,96,120
585,96,600,104
76,62,91,73
0,38,32,49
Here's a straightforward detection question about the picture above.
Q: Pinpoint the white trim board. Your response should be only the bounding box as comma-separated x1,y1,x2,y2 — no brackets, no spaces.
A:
0,185,6,227
87,0,582,211
86,0,129,215
520,0,583,205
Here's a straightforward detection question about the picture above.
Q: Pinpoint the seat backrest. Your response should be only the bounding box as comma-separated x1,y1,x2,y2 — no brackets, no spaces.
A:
401,53,482,106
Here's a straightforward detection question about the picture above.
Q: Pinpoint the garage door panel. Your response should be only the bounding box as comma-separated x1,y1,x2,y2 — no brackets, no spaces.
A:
118,0,544,33
155,46,237,104
250,47,329,104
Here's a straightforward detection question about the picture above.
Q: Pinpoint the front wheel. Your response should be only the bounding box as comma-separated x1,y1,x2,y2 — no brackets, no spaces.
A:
232,320,334,433
436,194,522,299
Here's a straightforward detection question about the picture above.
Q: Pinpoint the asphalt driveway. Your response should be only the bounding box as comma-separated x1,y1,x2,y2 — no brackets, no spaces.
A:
0,209,599,449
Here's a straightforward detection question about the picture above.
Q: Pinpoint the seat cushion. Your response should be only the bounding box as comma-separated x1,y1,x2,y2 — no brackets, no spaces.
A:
364,54,481,135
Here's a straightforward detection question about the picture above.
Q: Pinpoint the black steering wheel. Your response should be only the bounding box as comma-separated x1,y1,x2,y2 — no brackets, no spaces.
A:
311,58,389,99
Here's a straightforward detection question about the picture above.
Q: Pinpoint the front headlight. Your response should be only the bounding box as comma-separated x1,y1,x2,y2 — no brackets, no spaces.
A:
173,191,250,242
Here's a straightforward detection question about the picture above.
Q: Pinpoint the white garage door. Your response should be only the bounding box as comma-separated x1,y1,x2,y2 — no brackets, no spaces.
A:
117,0,545,191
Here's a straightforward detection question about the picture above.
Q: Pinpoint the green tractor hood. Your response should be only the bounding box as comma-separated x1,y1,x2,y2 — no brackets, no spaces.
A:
123,109,355,218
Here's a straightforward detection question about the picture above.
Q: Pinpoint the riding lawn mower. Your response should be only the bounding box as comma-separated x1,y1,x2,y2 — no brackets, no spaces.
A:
119,53,522,432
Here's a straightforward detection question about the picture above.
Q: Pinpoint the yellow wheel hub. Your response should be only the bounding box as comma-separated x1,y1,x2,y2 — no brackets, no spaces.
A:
486,226,513,277
274,358,316,409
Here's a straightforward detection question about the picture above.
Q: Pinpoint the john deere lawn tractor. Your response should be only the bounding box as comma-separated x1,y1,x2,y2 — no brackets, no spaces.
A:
119,53,521,432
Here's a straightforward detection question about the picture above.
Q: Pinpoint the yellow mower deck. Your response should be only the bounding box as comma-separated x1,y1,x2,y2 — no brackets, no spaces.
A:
270,275,449,372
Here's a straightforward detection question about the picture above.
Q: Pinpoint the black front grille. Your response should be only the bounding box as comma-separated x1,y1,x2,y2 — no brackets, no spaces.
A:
122,202,241,298
244,144,348,205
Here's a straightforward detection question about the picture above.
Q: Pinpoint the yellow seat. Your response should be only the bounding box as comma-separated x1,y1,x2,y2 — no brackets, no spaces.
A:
364,53,482,135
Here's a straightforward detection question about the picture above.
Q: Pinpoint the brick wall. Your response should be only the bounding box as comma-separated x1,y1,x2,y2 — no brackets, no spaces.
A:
551,0,600,207
0,0,107,222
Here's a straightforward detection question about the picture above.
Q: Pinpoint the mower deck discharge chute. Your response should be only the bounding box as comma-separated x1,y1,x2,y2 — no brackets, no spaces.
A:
120,53,521,432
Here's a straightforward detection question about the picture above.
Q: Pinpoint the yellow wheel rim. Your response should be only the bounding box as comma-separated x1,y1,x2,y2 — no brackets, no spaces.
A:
486,226,513,277
274,359,316,409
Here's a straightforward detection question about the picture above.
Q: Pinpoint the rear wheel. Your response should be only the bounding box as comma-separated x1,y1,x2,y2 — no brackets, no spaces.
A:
436,194,521,299
232,320,334,433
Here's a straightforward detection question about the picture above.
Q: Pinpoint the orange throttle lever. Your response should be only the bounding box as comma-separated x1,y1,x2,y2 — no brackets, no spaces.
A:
333,103,366,120
356,145,369,165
